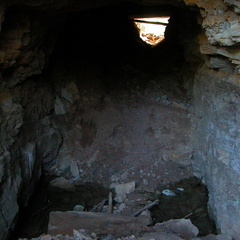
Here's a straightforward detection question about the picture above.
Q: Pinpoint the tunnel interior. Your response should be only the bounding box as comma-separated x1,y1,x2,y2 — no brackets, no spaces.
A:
43,3,201,187
0,1,222,239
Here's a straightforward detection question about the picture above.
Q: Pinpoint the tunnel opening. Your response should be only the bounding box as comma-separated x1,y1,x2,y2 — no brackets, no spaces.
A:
1,1,221,239
49,4,190,72
133,17,170,46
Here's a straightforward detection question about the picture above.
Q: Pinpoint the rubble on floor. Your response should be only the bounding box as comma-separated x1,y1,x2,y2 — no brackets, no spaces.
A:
20,227,233,240
18,178,234,240
14,177,222,239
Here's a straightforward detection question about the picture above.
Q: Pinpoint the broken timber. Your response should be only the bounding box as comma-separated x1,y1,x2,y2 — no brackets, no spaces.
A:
131,19,168,26
131,200,159,217
90,199,107,212
108,192,113,213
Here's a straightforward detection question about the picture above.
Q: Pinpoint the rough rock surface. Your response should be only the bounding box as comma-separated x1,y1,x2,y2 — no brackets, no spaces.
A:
49,66,194,190
156,219,199,239
183,1,240,238
49,177,77,192
193,66,240,238
0,12,63,239
0,0,240,239
111,182,136,203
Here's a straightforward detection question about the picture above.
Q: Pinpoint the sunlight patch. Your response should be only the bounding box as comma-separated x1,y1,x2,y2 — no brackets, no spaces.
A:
134,17,170,46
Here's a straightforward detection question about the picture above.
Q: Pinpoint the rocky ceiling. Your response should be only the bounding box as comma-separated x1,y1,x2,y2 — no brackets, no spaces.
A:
9,0,188,10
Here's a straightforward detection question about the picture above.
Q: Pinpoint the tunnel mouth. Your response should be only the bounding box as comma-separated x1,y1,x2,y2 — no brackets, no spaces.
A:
133,16,170,46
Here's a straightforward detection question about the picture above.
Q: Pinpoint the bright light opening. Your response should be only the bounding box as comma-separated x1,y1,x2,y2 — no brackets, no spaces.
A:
134,17,170,46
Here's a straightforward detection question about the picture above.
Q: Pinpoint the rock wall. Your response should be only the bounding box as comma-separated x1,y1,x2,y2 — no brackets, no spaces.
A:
193,66,240,237
0,78,63,240
183,0,240,238
49,67,194,190
0,9,63,240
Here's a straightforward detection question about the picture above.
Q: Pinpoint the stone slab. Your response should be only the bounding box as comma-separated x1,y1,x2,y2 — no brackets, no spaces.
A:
48,211,152,236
